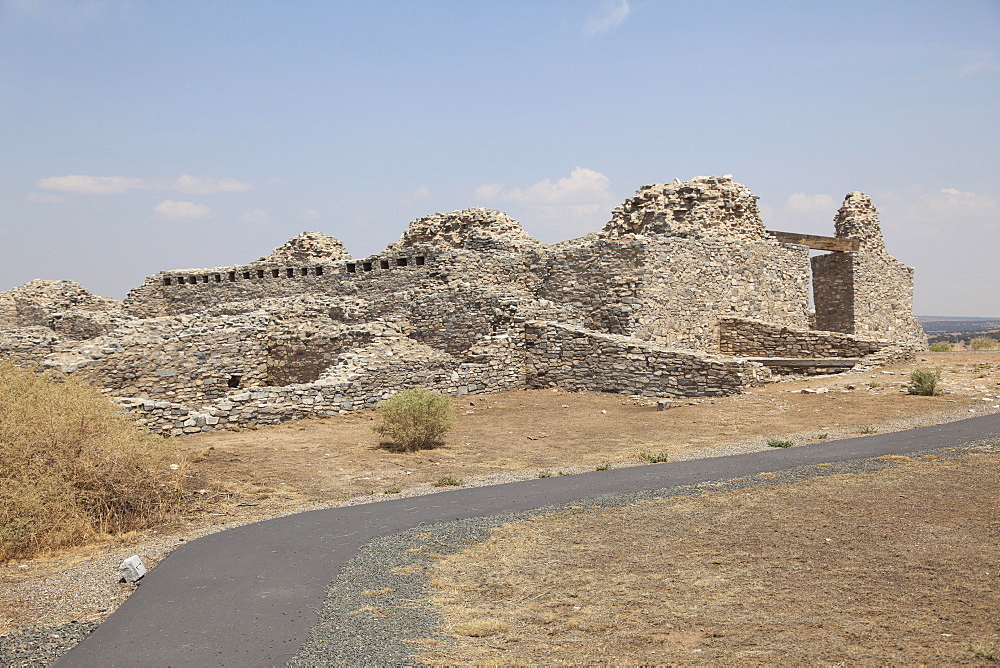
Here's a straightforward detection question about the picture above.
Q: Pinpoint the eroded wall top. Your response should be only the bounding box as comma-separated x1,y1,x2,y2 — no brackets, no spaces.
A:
601,175,768,242
391,208,542,252
833,192,888,254
257,231,352,264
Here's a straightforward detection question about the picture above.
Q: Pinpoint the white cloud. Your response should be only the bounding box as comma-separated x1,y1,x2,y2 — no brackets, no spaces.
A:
955,50,1000,78
474,167,618,238
239,208,270,224
36,174,145,194
402,185,432,206
760,192,837,234
583,0,630,36
153,200,210,221
26,191,65,203
474,183,503,200
302,209,322,219
173,174,252,195
876,186,998,235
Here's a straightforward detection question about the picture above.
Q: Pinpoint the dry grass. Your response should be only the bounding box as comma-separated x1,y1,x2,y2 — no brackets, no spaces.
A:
422,455,1000,665
0,362,187,562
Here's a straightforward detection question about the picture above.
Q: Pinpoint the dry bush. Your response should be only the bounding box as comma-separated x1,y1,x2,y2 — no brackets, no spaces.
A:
0,362,186,561
372,387,454,452
905,368,942,396
969,336,998,350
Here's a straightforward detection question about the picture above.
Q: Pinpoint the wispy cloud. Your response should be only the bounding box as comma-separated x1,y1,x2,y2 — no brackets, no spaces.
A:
173,174,252,195
583,0,630,37
954,50,999,78
759,192,837,234
36,174,145,195
26,191,65,203
239,208,270,224
33,173,252,196
876,186,998,236
153,200,210,222
474,167,618,238
302,209,322,219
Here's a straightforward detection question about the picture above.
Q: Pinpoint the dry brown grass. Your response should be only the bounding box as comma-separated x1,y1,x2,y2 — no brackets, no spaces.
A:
422,454,1000,666
0,362,187,562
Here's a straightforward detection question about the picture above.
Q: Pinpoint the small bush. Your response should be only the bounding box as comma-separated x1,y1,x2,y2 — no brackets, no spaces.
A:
767,439,793,448
595,462,611,471
432,476,463,487
0,362,185,562
929,342,951,352
639,451,670,463
382,487,402,495
372,388,454,452
906,368,942,396
536,469,552,478
969,336,998,351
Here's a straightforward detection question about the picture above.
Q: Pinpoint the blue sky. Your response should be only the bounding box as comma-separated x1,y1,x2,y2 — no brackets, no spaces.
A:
1,0,997,316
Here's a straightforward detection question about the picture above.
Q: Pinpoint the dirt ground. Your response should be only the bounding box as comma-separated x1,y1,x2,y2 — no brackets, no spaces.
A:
420,453,1000,666
173,351,1000,518
1,351,999,646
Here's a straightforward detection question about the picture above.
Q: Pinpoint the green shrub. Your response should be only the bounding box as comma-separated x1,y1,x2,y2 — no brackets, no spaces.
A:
0,362,185,562
536,469,552,478
639,452,670,463
928,342,951,352
969,336,998,351
372,388,454,452
767,439,793,448
906,368,942,396
595,462,611,471
432,476,463,487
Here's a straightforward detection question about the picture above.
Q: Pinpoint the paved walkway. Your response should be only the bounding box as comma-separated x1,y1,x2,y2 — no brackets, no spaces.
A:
57,412,1000,666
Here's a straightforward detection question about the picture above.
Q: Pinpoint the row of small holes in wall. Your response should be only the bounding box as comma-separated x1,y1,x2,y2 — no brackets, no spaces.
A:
162,266,325,286
161,256,427,286
346,256,425,274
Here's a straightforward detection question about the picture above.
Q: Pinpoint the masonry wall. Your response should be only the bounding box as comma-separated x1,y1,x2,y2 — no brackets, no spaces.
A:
717,318,885,358
812,251,855,333
523,320,771,397
634,239,812,350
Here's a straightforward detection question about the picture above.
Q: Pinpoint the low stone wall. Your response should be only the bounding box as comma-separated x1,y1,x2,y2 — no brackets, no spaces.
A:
117,331,526,436
718,318,884,358
523,320,770,397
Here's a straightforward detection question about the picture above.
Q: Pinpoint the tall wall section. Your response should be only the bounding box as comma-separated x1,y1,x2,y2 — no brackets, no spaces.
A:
811,193,925,346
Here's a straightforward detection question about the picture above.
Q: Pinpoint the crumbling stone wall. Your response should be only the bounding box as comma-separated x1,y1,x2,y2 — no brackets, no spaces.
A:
523,321,771,397
1,174,925,436
812,193,925,346
718,318,885,358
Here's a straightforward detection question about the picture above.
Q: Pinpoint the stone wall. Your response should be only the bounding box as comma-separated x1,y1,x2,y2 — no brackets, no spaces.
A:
523,321,771,397
718,318,885,358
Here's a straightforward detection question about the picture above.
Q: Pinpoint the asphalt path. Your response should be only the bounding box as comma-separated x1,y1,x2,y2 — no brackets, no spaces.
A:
57,411,1000,667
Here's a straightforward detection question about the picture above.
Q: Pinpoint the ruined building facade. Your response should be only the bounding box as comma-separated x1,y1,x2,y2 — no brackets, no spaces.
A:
0,176,925,435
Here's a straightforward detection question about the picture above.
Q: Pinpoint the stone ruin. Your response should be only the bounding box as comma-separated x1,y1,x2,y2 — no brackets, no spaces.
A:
0,175,925,436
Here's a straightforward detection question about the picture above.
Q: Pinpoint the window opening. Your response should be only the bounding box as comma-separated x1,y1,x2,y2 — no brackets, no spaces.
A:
272,268,280,278
363,261,373,272
286,267,295,278
379,259,389,269
396,257,408,266
415,256,425,266
257,269,265,279
227,375,242,388
243,271,251,279
163,277,172,286
346,263,357,273
315,266,324,276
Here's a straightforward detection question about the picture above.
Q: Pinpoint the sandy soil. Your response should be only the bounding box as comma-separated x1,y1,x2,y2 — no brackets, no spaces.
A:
1,351,998,642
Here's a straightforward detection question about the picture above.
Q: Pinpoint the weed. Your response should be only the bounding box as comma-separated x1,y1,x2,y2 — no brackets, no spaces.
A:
372,387,454,452
362,587,396,596
639,451,670,463
0,362,187,562
969,645,998,662
536,469,552,478
451,618,509,637
383,486,402,495
867,380,882,389
767,439,793,448
929,342,951,352
432,476,463,487
595,462,612,471
859,424,879,434
906,368,942,396
815,433,829,440
970,336,999,351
